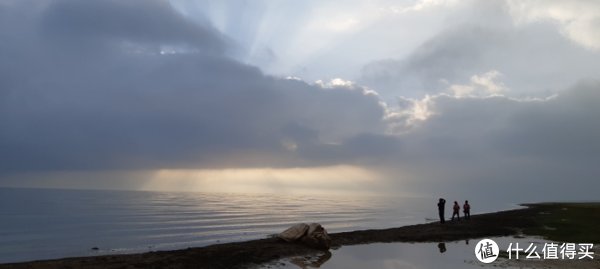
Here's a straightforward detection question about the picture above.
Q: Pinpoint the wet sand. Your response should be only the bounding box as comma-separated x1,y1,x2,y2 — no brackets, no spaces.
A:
0,204,584,269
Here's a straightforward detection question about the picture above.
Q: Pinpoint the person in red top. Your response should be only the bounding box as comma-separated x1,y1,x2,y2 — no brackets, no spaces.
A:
463,200,471,220
451,201,460,221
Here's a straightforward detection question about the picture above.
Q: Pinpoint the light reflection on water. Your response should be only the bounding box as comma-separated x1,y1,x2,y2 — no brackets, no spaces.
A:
0,187,520,263
266,237,553,269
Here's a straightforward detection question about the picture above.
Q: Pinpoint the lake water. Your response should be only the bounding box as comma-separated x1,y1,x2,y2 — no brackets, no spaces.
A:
0,187,520,263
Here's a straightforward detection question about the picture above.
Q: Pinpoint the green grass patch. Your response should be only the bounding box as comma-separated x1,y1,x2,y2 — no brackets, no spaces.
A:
523,203,600,243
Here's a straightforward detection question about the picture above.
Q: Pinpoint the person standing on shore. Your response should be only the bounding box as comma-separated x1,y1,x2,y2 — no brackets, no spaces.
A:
463,200,471,220
437,198,446,224
451,201,460,221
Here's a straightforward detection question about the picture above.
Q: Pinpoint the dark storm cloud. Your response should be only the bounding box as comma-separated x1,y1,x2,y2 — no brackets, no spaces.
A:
402,82,600,162
490,81,600,160
380,80,600,201
0,0,386,173
39,0,228,53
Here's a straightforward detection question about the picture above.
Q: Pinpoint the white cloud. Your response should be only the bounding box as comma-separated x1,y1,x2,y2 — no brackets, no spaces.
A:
389,0,460,14
383,95,436,134
507,0,600,50
448,70,508,97
324,17,361,32
315,78,356,88
360,1,600,100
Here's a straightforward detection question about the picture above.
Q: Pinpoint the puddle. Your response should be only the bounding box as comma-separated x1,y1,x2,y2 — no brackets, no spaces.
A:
259,237,562,269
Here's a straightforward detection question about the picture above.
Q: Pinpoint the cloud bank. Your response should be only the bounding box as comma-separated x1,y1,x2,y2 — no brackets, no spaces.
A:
0,0,386,173
1,0,599,201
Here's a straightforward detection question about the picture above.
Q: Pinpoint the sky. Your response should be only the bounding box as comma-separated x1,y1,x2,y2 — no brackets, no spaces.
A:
1,0,599,202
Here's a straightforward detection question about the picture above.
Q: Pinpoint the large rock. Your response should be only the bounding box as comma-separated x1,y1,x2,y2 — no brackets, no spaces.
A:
278,223,331,250
279,223,309,242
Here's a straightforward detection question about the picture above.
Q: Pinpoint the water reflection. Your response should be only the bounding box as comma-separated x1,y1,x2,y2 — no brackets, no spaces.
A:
266,237,546,269
288,251,331,269
437,242,446,253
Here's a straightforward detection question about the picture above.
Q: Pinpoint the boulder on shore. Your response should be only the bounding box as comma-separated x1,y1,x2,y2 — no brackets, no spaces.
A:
278,223,331,250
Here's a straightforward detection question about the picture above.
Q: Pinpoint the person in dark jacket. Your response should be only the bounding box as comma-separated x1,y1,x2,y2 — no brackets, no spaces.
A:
463,200,471,220
437,198,446,224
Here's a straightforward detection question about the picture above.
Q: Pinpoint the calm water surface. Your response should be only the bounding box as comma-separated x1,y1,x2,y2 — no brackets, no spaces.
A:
263,237,555,269
0,187,519,263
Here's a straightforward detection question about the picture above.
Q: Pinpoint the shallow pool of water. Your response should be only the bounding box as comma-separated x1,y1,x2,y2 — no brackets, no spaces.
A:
261,236,555,269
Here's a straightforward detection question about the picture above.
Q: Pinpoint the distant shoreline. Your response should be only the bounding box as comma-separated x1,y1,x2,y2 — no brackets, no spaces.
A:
1,203,598,269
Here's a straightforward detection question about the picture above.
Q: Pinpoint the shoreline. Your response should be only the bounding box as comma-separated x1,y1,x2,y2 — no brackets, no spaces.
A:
0,203,596,269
